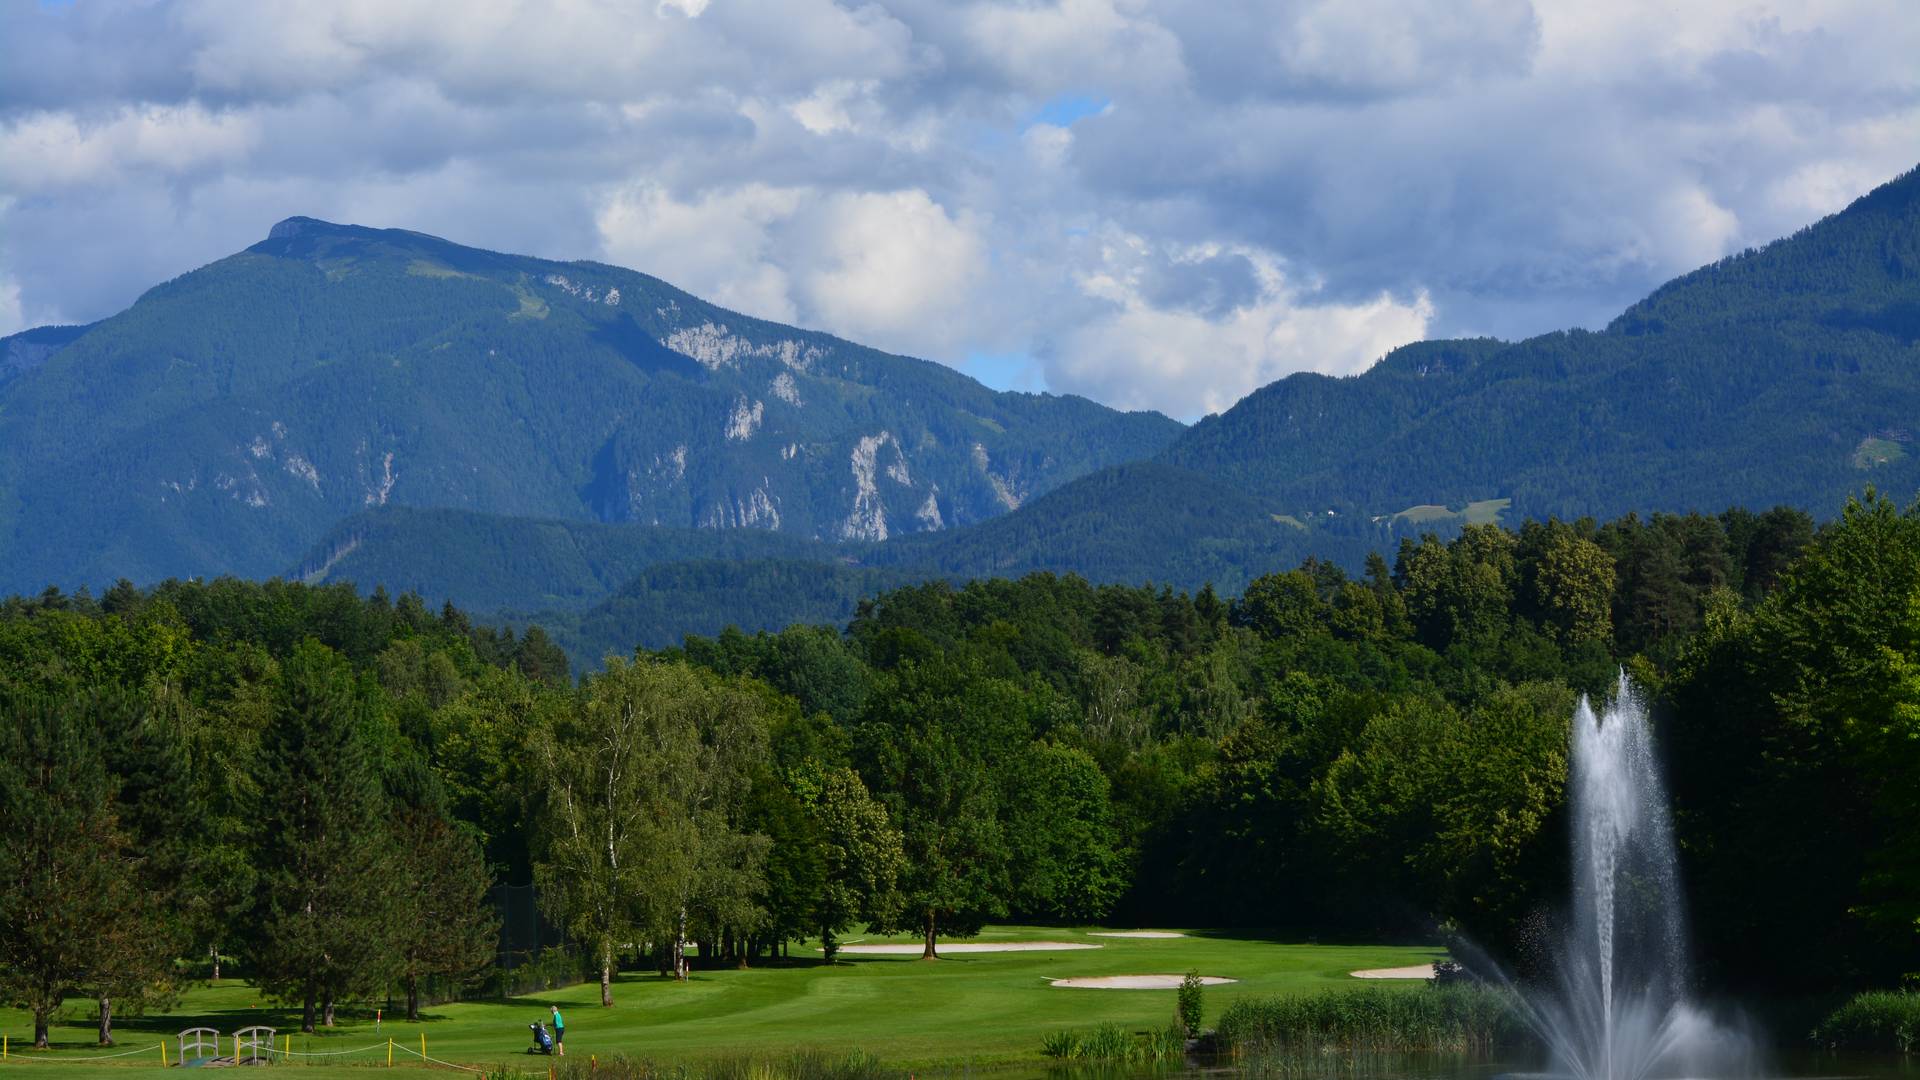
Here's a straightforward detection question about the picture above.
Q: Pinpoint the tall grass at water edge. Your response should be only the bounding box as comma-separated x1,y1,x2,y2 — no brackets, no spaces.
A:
546,1048,893,1080
1040,1023,1189,1064
1215,985,1525,1056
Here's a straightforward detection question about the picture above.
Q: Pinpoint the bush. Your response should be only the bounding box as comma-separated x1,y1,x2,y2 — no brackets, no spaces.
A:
1178,971,1206,1036
1041,1023,1187,1063
1214,985,1525,1056
1812,991,1920,1053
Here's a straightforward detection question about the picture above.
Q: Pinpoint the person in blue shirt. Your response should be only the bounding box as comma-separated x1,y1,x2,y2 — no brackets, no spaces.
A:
550,1006,565,1057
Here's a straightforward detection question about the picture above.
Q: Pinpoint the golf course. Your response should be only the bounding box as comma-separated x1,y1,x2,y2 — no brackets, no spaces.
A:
0,928,1442,1077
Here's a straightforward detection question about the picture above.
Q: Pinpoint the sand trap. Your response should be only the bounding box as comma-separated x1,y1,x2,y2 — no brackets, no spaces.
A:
1350,964,1439,979
1087,931,1186,939
829,941,1102,955
1050,974,1237,989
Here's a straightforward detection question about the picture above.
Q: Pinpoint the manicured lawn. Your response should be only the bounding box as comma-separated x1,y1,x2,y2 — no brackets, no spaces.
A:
0,928,1442,1077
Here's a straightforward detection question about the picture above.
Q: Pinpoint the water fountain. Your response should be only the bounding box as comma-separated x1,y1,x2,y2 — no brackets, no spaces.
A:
1515,674,1755,1080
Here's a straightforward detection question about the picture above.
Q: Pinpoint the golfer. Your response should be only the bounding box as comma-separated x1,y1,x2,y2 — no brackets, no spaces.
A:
551,1005,565,1057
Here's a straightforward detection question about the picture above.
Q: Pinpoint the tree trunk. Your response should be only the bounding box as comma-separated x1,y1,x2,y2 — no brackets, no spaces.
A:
822,927,839,964
674,907,689,981
211,946,222,981
34,1006,50,1049
97,995,113,1045
302,990,316,1035
405,976,420,1022
600,940,614,1006
922,909,938,960
322,995,336,1028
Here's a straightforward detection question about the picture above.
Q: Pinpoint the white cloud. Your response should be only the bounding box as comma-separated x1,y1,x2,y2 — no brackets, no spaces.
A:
0,104,257,191
1050,237,1432,416
597,182,807,322
0,278,25,337
792,190,987,357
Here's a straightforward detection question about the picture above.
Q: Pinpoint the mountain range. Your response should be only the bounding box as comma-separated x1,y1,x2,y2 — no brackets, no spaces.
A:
5,164,1918,663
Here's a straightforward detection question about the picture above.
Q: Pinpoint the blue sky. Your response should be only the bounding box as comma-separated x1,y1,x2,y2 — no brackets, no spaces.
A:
1,0,1916,419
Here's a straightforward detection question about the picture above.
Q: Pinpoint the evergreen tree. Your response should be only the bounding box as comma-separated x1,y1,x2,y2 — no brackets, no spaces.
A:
0,690,145,1048
390,804,498,1020
251,642,400,1032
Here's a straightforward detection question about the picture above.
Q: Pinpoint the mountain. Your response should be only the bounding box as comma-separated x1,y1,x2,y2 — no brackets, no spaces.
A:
309,163,1920,663
0,218,1180,595
0,323,92,387
890,163,1920,588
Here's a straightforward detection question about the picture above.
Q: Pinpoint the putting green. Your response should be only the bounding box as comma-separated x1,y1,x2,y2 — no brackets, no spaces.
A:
0,927,1442,1077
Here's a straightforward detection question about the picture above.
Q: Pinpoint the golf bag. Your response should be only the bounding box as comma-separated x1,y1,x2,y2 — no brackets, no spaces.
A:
529,1021,554,1055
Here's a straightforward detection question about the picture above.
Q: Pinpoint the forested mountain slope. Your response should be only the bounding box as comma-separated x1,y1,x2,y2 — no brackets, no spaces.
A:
913,164,1920,584
0,218,1179,595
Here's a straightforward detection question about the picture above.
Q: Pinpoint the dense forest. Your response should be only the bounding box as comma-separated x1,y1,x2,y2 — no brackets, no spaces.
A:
5,494,1920,1051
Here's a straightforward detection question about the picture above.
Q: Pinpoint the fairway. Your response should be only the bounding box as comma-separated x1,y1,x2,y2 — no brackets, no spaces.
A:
0,928,1441,1077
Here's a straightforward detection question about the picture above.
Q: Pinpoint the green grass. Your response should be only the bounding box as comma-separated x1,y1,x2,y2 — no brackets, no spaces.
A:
1851,436,1907,470
0,928,1441,1077
1461,499,1511,526
1386,499,1510,529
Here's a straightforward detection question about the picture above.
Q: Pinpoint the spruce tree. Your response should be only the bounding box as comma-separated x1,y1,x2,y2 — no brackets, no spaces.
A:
251,642,400,1032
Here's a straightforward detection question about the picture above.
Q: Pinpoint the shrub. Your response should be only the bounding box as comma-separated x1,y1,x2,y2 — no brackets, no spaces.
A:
1214,985,1525,1056
1812,991,1920,1053
1178,971,1206,1036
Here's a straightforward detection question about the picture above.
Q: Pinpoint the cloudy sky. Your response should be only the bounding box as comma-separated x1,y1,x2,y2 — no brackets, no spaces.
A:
2,1,1916,419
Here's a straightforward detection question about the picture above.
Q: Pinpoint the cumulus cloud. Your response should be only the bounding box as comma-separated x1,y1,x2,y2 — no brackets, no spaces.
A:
1049,234,1432,414
1,0,1916,416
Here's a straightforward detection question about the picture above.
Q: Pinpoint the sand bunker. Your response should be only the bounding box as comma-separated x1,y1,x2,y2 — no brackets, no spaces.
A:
1050,974,1237,989
1087,931,1186,939
1350,964,1439,979
830,941,1102,955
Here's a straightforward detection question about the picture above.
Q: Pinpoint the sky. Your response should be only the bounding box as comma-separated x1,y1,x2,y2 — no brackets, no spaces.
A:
1,1,1916,421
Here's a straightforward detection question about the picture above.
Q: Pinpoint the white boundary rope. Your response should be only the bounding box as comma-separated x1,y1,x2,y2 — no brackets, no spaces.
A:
269,1042,388,1058
394,1042,487,1073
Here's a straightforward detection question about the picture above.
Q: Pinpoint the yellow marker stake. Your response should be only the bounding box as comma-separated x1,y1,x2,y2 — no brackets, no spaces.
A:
420,1032,427,1068
160,1039,168,1067
388,1037,394,1067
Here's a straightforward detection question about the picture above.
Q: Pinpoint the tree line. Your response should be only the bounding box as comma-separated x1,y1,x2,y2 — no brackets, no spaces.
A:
4,495,1918,1047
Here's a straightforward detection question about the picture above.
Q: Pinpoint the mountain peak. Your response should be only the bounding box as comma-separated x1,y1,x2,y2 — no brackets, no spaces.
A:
265,215,338,240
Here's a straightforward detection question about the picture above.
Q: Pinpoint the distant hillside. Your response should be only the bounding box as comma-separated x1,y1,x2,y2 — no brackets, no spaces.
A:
0,323,92,387
923,164,1920,584
524,558,915,665
0,218,1179,595
294,506,859,614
